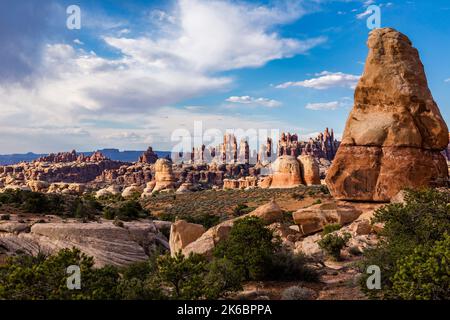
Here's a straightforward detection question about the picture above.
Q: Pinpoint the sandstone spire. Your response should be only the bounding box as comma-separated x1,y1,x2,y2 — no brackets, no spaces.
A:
326,28,448,202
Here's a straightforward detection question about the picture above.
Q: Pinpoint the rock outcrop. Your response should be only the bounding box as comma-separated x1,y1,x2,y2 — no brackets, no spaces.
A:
0,220,169,267
293,202,362,236
277,128,340,161
169,220,205,256
182,200,283,257
269,156,302,188
326,28,448,202
153,158,176,193
298,155,321,186
138,147,159,164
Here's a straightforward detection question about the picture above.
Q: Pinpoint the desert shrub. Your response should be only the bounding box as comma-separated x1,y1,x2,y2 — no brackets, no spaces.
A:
360,189,450,299
214,216,277,280
348,246,362,256
117,258,162,300
70,196,103,219
232,204,254,216
291,191,305,200
203,258,243,299
20,192,50,213
311,199,322,205
390,233,450,300
103,207,116,220
0,248,121,300
155,252,208,299
281,211,294,224
318,232,350,260
281,286,317,300
269,251,318,282
319,185,330,195
97,193,125,204
0,214,10,221
113,217,124,228
0,189,68,214
103,200,148,221
117,277,162,300
186,212,221,229
322,223,342,236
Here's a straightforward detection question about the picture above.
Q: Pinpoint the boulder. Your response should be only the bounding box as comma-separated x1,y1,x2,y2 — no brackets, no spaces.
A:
0,221,168,267
169,220,205,256
269,155,302,188
246,199,284,224
182,200,283,257
141,181,156,198
298,155,320,186
0,222,30,234
176,182,193,194
122,184,143,198
326,28,448,202
293,202,361,236
27,180,49,192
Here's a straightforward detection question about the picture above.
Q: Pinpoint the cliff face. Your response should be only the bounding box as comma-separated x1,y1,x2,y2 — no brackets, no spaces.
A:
326,28,449,202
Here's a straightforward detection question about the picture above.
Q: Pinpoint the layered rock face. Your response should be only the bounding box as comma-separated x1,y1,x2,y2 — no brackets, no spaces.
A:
0,151,125,189
269,156,302,188
326,28,449,202
153,158,176,192
169,220,205,256
298,155,321,186
0,220,169,267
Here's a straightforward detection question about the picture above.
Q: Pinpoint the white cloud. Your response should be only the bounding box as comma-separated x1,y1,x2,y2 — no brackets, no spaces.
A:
445,78,450,82
305,101,341,110
356,9,372,19
73,39,84,45
276,71,360,90
305,97,353,111
226,96,282,108
0,0,323,153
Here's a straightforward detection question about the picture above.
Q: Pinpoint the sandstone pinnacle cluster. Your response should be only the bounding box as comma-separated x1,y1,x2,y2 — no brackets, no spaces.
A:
326,28,449,202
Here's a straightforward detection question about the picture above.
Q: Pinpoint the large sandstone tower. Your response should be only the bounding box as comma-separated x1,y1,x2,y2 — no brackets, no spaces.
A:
326,28,448,202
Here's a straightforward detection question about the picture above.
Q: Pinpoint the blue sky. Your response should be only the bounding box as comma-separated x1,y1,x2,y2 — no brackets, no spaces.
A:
0,0,449,153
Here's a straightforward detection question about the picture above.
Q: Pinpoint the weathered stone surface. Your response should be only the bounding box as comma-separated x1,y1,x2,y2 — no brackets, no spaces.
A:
0,222,30,234
247,199,284,224
298,155,321,186
327,146,448,201
293,202,361,236
153,159,176,193
176,182,194,194
169,220,205,256
270,155,302,188
27,180,49,192
0,221,168,267
140,181,156,198
121,184,143,198
326,28,448,202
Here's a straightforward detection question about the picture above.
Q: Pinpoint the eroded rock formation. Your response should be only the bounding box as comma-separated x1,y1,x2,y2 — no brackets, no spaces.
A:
326,28,448,202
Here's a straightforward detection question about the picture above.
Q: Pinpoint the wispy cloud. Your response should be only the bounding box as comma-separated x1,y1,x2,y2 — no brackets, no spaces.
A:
305,98,352,111
226,96,282,108
276,71,360,90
